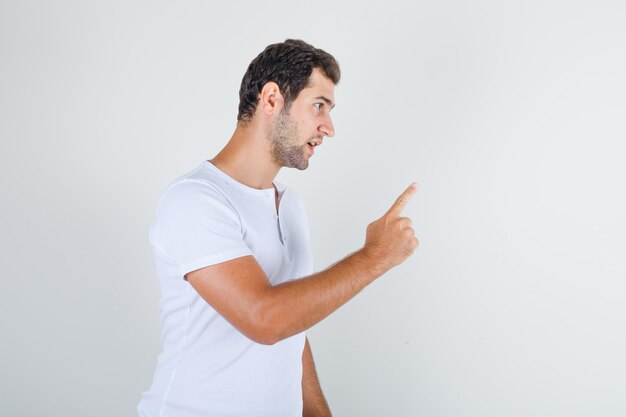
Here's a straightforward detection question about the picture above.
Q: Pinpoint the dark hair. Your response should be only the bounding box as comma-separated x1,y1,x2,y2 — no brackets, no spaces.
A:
237,39,340,124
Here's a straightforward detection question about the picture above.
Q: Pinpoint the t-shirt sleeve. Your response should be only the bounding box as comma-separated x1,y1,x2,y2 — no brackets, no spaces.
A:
151,179,252,277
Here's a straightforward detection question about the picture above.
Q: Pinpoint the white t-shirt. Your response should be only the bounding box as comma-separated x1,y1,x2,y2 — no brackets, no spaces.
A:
138,161,313,417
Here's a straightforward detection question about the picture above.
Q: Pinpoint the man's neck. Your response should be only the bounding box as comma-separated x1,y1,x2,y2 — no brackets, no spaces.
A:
210,124,279,190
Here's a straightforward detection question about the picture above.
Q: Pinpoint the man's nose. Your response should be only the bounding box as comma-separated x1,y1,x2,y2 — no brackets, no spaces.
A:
319,115,335,138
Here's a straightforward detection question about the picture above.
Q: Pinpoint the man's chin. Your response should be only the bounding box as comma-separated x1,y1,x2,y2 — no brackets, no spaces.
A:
284,157,309,171
291,161,309,171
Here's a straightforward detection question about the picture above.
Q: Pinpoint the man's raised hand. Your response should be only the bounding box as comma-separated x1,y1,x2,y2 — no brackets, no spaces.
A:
362,183,419,274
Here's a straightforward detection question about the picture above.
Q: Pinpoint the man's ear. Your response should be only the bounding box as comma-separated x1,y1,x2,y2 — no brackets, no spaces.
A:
259,82,285,116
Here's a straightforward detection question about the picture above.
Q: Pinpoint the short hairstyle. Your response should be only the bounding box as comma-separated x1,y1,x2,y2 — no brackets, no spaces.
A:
237,39,340,124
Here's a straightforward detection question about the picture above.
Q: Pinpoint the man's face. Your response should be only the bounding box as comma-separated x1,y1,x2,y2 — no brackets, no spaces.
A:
267,68,335,170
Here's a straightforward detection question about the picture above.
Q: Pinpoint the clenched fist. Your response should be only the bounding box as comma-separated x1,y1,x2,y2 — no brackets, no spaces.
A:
362,183,419,274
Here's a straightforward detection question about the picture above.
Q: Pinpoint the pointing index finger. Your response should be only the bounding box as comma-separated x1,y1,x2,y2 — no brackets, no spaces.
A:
387,182,419,217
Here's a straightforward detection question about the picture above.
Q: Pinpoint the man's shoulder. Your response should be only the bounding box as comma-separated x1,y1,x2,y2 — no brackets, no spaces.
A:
156,162,233,212
166,160,218,187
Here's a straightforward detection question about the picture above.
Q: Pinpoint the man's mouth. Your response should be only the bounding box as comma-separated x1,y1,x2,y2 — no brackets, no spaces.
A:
306,138,322,155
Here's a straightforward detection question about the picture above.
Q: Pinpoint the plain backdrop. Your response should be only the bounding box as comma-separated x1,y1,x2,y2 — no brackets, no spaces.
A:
1,1,625,416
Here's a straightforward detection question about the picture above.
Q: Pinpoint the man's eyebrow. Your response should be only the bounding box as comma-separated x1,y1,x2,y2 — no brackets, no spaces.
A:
315,96,335,109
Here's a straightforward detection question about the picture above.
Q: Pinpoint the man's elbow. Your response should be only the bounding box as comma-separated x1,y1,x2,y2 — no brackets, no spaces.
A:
248,331,281,346
243,304,286,345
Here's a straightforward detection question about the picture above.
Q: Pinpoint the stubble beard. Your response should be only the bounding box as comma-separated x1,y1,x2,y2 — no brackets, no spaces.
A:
268,110,310,170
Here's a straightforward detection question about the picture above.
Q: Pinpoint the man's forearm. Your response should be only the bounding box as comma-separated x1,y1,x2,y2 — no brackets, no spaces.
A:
253,184,418,344
259,249,381,343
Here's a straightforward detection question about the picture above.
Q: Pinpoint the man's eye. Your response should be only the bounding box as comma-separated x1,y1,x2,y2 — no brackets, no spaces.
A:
314,103,322,110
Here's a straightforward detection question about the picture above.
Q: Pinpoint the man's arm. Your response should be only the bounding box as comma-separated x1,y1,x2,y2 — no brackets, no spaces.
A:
302,337,332,417
186,183,418,345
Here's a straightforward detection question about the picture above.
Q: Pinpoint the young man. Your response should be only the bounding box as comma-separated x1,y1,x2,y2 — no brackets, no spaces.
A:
138,39,418,417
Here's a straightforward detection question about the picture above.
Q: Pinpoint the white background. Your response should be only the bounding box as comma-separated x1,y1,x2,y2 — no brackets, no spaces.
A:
1,1,625,416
